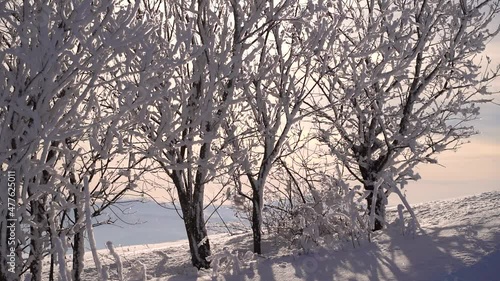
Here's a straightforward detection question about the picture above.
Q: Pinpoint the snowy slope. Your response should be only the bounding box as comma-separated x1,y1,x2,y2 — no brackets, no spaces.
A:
78,191,500,281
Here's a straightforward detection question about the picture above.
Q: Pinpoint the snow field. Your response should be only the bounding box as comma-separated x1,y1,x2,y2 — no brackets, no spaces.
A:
71,191,500,281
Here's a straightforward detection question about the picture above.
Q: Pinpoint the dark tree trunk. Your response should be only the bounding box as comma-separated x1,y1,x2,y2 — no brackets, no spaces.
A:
72,205,84,281
72,178,85,281
182,204,211,269
359,155,387,232
366,189,385,231
49,253,55,281
251,191,262,254
30,144,58,280
29,199,45,281
170,167,211,269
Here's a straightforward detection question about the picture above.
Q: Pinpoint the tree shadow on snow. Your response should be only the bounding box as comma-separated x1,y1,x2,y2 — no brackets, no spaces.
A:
285,222,500,281
217,220,500,281
439,248,500,281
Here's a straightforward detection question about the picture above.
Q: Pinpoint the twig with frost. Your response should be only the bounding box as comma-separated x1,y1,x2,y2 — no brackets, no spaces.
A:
106,241,123,281
84,176,103,280
54,236,69,281
102,265,109,281
48,206,70,281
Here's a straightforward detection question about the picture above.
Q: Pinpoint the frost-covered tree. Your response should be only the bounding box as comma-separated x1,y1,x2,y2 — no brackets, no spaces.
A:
223,0,347,254
0,1,154,280
60,118,152,281
129,0,288,269
313,0,500,230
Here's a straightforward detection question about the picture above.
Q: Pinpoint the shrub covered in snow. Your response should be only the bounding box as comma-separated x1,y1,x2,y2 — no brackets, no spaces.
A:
289,181,368,251
258,174,369,253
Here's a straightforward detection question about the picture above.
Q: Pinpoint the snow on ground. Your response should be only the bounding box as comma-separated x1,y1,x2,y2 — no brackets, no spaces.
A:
77,191,500,281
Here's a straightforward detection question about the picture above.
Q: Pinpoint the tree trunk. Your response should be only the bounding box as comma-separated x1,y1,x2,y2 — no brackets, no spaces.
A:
177,179,211,269
366,189,385,231
70,172,84,280
49,252,55,281
182,204,211,269
30,145,58,280
171,168,211,269
72,228,84,280
29,199,45,281
251,191,262,254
